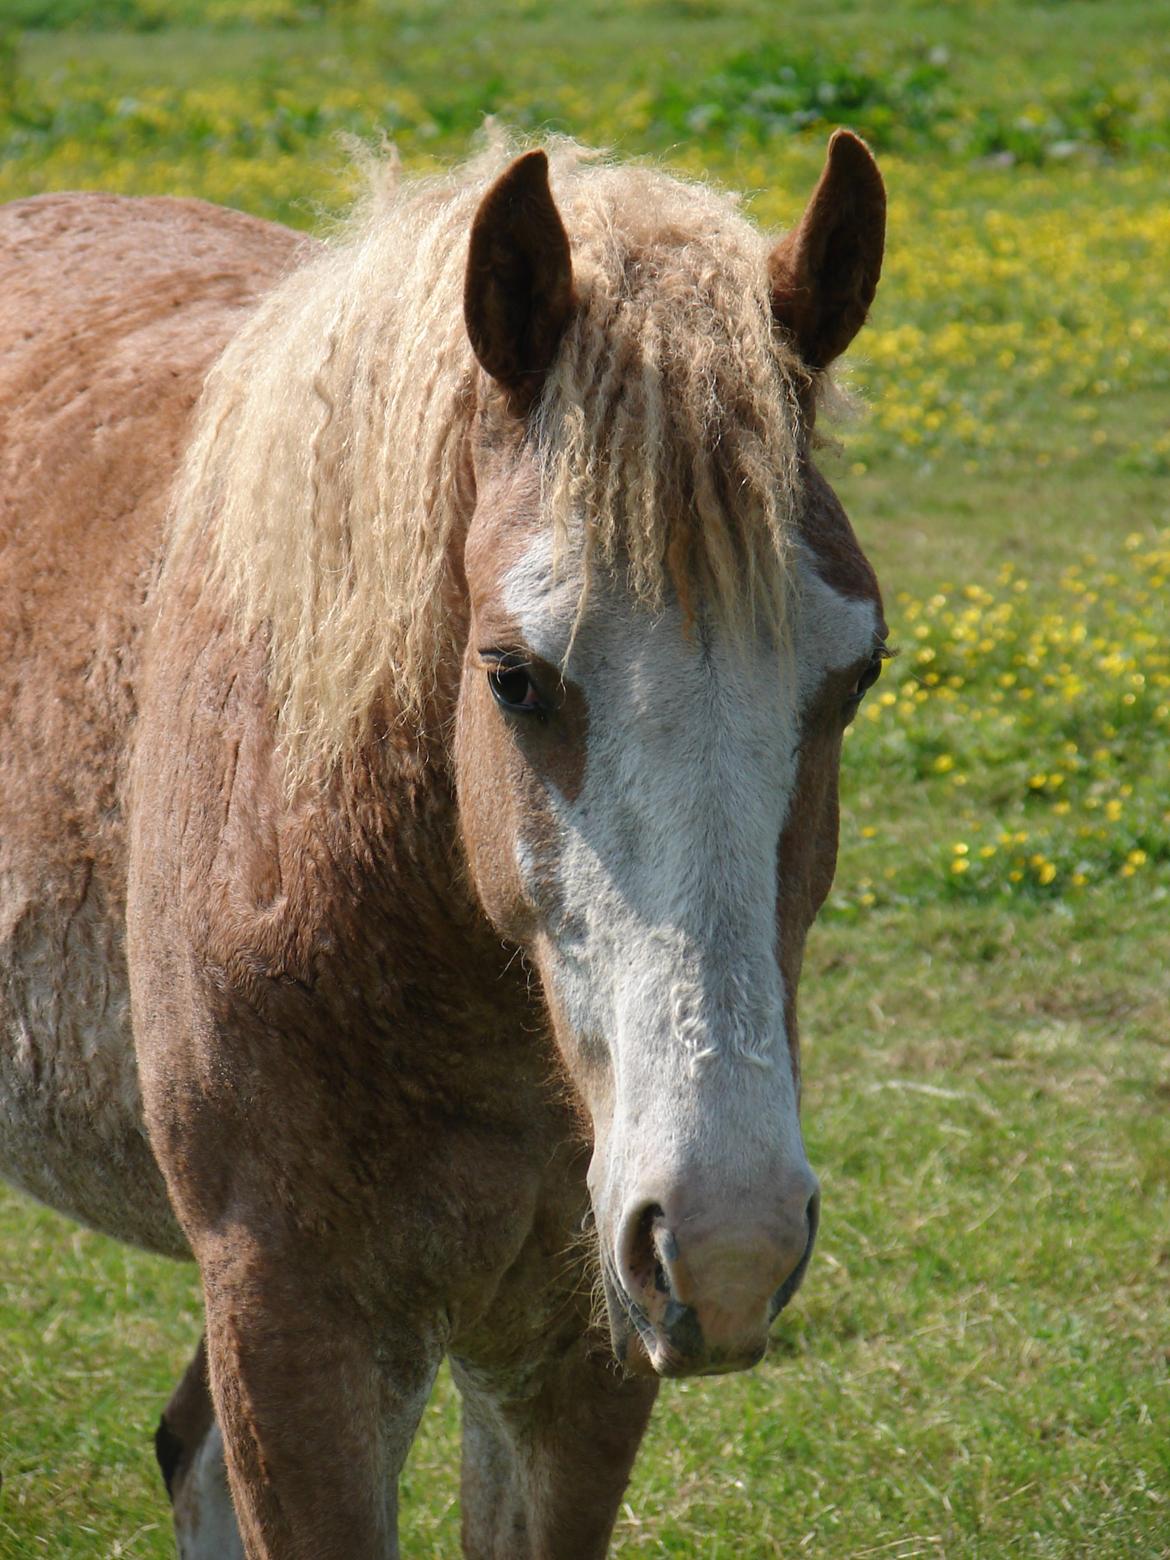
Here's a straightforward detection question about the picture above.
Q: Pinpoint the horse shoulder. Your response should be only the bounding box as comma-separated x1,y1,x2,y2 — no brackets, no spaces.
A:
127,570,578,1320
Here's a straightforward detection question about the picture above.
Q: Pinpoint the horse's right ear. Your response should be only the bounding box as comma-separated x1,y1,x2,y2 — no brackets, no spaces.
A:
464,150,574,415
768,129,885,371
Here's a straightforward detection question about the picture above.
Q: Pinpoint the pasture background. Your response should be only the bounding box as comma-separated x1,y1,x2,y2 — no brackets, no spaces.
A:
1,1,1168,1554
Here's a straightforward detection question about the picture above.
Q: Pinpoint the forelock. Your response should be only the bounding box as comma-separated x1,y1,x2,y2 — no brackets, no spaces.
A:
166,133,818,787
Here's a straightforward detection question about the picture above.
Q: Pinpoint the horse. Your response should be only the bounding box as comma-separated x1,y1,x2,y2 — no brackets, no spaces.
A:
0,130,887,1557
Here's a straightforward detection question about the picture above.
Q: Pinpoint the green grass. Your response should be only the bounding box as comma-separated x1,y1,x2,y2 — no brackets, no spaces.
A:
5,900,1168,1557
2,1,1169,1555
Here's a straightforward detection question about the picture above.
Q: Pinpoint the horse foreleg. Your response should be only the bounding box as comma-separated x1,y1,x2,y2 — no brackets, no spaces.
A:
156,1335,245,1559
452,1336,658,1560
199,1246,441,1560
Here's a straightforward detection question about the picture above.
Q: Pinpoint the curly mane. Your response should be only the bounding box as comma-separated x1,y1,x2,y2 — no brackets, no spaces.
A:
167,135,815,774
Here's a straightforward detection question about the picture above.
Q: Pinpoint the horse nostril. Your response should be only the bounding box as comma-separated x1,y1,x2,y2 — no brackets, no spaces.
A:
769,1186,821,1323
653,1252,670,1294
617,1201,667,1306
805,1187,821,1251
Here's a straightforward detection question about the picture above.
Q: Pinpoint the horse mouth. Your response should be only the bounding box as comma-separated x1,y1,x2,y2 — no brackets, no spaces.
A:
599,1253,765,1380
599,1200,819,1379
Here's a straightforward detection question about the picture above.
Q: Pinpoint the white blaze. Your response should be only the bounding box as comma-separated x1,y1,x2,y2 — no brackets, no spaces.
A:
504,531,879,1234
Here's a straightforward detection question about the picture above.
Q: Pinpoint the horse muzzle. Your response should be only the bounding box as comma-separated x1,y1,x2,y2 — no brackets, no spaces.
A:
599,1182,820,1378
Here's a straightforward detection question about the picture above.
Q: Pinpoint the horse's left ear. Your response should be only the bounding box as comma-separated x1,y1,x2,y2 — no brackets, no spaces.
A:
464,149,574,414
768,129,885,371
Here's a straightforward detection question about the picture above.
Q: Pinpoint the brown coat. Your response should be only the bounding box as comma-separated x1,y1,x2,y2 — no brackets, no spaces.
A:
1,133,885,1558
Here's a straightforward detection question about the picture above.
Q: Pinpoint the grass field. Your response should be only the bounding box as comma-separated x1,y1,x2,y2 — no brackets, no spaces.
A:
2,2,1169,1555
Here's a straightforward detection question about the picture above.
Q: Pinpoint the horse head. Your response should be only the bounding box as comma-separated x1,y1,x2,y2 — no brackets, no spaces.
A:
455,137,887,1378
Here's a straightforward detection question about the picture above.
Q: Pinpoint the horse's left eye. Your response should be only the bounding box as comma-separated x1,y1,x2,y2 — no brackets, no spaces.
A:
488,660,543,714
846,654,884,706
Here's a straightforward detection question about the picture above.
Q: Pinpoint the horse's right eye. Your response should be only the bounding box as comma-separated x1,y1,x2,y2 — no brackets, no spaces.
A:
487,660,544,715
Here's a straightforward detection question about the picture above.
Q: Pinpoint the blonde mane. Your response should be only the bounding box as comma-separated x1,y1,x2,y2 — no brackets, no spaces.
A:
167,135,816,776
